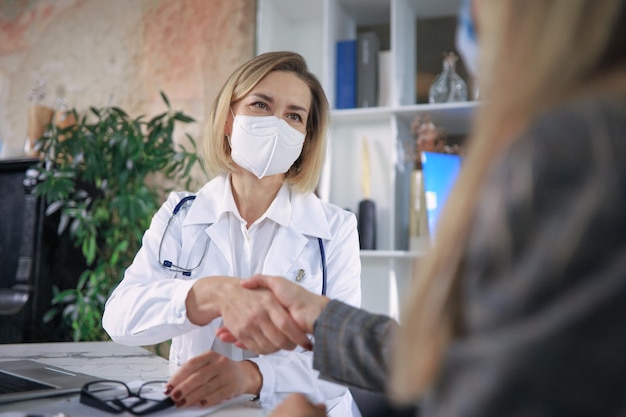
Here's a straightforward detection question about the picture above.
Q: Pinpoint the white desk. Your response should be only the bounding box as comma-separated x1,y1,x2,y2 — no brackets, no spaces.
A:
0,341,264,416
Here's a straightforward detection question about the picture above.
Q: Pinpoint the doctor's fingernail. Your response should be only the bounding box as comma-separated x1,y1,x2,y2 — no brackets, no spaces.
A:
176,399,186,407
303,342,313,351
172,390,182,400
200,400,207,406
164,385,172,395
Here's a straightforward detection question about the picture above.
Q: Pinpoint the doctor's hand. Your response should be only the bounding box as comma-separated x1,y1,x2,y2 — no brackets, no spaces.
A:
186,276,310,354
242,275,330,334
217,275,329,351
165,350,260,408
269,393,326,417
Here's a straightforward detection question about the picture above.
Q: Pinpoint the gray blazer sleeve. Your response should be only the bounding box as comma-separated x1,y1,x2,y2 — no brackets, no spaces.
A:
312,299,398,392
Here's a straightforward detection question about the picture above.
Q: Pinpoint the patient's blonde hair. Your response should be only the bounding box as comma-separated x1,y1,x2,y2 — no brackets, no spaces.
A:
391,0,626,402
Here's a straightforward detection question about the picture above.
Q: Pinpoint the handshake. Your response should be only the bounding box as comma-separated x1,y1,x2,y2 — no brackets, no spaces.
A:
214,275,331,354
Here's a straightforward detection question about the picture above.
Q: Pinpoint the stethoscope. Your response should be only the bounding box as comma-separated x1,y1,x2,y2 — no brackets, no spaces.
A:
158,196,328,296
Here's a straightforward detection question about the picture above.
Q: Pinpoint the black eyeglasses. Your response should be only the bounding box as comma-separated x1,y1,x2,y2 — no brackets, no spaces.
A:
80,380,174,415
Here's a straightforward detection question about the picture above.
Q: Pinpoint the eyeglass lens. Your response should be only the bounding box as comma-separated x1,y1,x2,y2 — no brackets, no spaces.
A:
83,380,173,415
86,381,130,401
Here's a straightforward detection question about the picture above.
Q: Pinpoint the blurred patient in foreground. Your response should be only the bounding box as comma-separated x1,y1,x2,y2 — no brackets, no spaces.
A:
220,0,626,416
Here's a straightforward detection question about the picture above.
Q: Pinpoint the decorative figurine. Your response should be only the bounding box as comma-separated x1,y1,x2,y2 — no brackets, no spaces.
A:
411,115,448,169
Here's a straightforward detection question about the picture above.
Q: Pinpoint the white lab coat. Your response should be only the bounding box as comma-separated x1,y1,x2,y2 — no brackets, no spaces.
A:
102,174,362,415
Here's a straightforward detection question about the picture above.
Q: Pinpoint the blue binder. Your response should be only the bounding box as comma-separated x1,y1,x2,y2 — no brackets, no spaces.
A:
335,39,357,109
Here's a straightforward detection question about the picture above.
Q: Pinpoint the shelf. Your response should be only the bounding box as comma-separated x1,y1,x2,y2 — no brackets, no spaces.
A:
258,0,468,317
330,101,477,134
330,107,394,124
395,101,478,134
360,250,424,259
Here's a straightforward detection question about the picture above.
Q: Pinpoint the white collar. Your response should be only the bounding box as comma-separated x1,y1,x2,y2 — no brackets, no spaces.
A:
221,177,291,228
183,174,332,239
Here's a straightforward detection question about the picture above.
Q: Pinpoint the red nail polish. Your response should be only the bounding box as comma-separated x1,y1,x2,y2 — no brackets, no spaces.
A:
172,391,181,400
164,385,172,395
200,400,207,406
176,399,186,407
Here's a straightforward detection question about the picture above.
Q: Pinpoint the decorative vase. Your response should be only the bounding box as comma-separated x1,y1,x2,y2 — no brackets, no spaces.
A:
24,105,54,156
429,52,468,104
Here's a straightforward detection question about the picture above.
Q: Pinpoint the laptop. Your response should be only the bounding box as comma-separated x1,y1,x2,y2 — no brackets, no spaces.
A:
420,151,462,240
0,359,99,404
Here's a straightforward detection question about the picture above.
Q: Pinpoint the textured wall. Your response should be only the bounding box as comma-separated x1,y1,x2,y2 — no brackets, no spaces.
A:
0,0,256,171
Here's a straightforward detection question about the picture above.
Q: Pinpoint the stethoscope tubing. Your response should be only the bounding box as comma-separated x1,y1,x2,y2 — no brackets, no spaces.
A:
159,196,328,295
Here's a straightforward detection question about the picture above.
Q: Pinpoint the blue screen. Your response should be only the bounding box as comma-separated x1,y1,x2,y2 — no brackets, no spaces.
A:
421,151,462,239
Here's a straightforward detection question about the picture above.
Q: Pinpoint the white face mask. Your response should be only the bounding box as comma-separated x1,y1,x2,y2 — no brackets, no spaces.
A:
455,0,479,78
230,114,306,179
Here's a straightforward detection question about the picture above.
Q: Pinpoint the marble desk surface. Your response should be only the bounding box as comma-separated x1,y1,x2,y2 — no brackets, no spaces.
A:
0,341,264,416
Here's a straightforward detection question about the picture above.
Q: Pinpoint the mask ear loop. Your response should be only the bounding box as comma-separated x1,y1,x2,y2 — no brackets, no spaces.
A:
226,108,236,147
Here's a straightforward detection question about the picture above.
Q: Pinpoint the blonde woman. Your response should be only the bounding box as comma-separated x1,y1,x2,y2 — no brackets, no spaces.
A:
395,1,626,414
219,1,626,416
102,52,362,416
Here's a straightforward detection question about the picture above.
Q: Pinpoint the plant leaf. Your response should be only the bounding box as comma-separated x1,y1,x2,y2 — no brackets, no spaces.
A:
160,91,171,109
173,112,195,123
111,106,128,117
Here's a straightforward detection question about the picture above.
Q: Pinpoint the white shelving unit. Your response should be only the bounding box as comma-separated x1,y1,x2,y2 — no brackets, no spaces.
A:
257,0,476,319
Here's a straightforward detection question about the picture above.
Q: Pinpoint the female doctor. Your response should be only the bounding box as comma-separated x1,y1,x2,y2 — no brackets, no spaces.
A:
102,51,362,415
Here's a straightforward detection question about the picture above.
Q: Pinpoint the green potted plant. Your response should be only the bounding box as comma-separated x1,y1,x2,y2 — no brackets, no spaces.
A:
33,92,206,341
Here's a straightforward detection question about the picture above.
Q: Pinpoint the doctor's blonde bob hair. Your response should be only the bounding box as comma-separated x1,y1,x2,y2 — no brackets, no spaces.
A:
203,51,329,194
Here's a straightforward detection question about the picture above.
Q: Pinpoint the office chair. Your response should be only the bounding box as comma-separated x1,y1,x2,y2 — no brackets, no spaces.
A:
0,167,39,316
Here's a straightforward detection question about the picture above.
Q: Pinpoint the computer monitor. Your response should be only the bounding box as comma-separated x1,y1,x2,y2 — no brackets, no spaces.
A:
420,151,462,240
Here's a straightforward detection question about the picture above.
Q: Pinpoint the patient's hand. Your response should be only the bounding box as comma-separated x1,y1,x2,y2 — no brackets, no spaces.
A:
216,275,329,351
187,276,309,354
242,275,330,334
269,393,326,417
